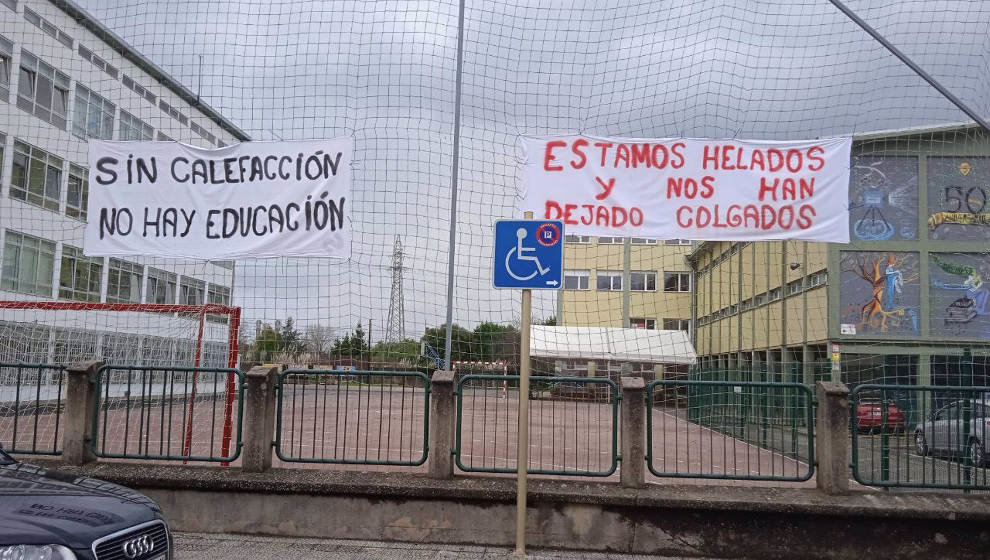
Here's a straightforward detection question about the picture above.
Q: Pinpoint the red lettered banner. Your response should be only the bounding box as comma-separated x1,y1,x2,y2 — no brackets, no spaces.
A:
520,135,851,242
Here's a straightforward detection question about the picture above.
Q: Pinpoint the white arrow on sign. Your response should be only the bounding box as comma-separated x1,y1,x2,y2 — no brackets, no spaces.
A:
546,280,558,286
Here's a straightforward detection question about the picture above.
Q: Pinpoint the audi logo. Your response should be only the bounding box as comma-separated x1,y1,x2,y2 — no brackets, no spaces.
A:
121,534,155,559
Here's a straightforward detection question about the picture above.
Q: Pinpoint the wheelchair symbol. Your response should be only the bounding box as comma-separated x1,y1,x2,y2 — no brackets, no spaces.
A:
505,228,550,281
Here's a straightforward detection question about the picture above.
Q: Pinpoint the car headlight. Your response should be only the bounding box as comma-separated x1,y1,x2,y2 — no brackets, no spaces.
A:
0,545,76,560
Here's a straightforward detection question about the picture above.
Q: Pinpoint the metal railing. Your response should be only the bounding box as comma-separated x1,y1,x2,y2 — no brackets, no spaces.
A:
851,383,990,490
647,380,815,481
454,374,619,476
274,369,430,466
0,363,66,455
91,366,244,462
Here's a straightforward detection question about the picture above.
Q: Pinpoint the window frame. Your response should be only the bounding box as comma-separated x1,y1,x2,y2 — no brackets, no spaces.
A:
146,267,177,305
119,110,154,141
58,245,103,302
663,271,691,292
629,270,658,292
106,258,143,303
65,164,89,220
563,269,590,290
73,84,116,140
179,277,206,306
1,230,55,297
16,50,69,130
10,139,63,212
0,34,12,101
596,270,622,291
630,317,656,330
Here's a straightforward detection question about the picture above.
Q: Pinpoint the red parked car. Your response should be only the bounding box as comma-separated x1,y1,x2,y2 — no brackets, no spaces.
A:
856,397,906,433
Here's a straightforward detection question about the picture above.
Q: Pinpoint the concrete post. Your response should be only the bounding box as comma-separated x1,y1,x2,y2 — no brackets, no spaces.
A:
429,370,456,479
64,360,102,466
816,381,850,495
243,365,278,473
587,361,596,378
620,376,646,488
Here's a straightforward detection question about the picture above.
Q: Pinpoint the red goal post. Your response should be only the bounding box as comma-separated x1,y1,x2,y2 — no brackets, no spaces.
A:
0,301,241,370
0,301,242,462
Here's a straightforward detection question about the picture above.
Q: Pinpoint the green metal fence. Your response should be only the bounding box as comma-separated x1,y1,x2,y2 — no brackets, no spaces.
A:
647,379,815,481
274,369,430,466
851,383,990,490
91,365,244,462
0,363,66,455
454,374,619,476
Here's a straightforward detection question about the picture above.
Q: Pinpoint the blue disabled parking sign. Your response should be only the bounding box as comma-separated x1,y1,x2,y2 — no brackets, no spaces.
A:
493,219,564,289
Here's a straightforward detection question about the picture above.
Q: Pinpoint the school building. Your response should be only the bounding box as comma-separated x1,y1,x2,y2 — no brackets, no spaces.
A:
0,0,249,367
689,123,990,391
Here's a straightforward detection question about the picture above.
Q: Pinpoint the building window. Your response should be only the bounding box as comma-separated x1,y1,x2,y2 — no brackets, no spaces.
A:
146,268,176,304
1,230,55,296
0,35,12,101
157,131,173,141
16,50,69,130
564,235,590,244
78,44,119,79
740,298,753,311
206,284,231,323
768,287,782,301
11,139,62,212
630,271,657,291
787,279,803,295
0,132,5,183
159,99,188,125
190,121,217,146
106,258,142,303
597,237,621,244
662,318,690,331
211,260,235,270
73,85,115,140
1,0,15,12
564,270,590,290
24,8,73,48
664,239,693,245
59,245,103,302
66,164,88,221
596,271,622,291
122,74,156,105
663,272,691,292
630,238,658,244
808,270,827,288
631,317,656,329
754,293,767,306
119,110,154,141
179,277,206,305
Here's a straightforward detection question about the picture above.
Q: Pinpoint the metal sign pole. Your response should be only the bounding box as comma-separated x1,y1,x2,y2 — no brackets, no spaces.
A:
515,209,534,556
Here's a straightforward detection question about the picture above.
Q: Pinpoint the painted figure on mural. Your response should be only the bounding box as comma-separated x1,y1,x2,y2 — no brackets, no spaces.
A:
884,255,904,310
840,252,919,335
932,255,989,323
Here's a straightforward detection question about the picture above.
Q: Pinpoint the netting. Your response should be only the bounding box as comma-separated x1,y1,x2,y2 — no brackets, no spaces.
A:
1,0,989,483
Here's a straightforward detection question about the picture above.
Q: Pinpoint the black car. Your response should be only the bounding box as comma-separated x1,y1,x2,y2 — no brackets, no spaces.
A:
0,448,171,560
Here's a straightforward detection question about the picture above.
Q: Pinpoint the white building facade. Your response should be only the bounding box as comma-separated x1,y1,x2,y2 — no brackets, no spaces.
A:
0,0,250,367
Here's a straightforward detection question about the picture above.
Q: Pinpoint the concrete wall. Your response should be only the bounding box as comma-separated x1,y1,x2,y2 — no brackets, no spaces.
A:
40,462,990,560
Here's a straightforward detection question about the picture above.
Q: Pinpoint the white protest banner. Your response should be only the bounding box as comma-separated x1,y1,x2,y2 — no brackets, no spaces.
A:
84,139,352,259
520,135,851,242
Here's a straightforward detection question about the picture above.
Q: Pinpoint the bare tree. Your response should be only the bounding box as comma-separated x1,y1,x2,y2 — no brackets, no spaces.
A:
302,324,335,356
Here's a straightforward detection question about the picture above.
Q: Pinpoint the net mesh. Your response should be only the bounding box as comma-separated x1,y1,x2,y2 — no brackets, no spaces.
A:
0,0,989,481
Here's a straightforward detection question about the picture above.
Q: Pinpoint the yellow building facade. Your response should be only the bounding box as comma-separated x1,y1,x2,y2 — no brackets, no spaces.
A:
559,236,693,332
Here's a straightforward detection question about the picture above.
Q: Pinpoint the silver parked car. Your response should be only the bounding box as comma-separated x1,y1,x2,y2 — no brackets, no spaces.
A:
914,399,990,467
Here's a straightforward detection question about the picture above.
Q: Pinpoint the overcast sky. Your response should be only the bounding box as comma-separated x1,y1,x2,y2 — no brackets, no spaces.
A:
76,0,988,342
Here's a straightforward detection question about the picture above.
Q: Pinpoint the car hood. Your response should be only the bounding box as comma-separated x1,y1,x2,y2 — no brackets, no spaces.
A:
0,462,162,548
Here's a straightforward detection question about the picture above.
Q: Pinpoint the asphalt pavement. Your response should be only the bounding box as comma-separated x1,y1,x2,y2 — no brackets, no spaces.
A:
173,533,728,559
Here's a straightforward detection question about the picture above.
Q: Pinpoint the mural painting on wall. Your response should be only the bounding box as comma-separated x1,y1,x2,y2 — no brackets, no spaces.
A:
849,156,918,241
928,156,990,241
839,251,920,336
930,253,990,338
